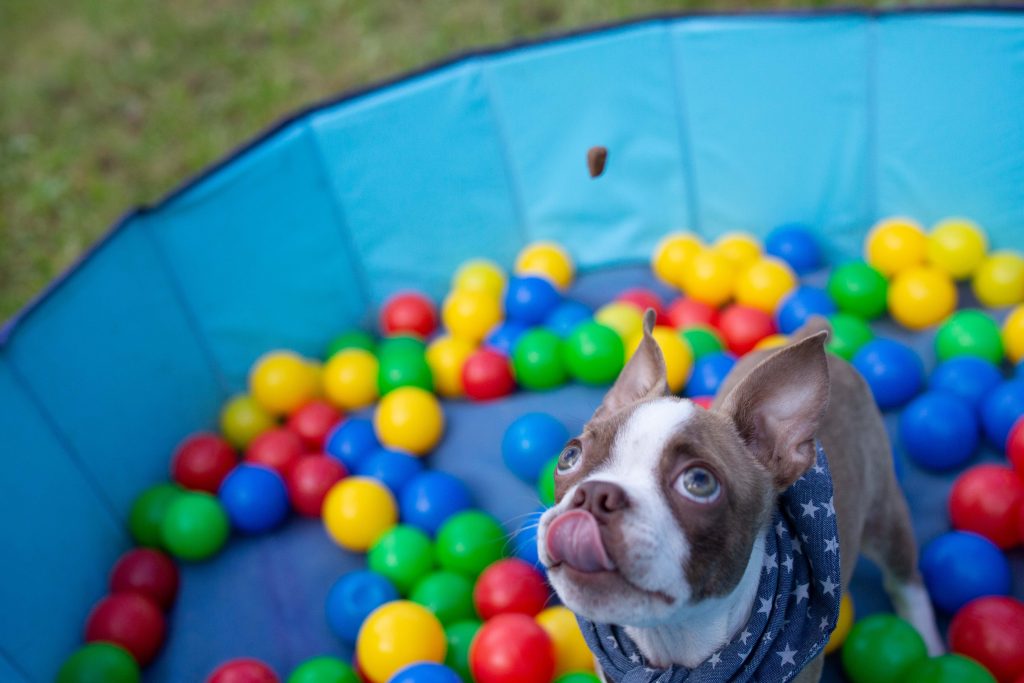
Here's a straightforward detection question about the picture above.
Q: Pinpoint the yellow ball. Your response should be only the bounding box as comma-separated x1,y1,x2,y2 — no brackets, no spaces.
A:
595,302,644,344
515,241,575,289
628,325,693,393
322,349,379,410
219,394,275,448
322,477,398,551
927,218,988,280
887,265,958,330
374,386,445,455
865,217,927,277
681,249,736,307
973,250,1024,308
357,600,447,683
442,289,503,344
536,606,594,676
426,335,475,398
652,232,703,288
1001,305,1024,364
735,257,797,313
754,334,789,351
824,593,855,655
452,259,506,299
249,351,319,415
713,232,762,270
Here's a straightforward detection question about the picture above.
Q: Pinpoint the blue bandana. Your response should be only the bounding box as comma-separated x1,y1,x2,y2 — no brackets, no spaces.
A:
578,442,841,683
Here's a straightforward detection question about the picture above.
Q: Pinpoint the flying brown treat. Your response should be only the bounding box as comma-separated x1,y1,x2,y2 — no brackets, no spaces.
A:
587,146,608,178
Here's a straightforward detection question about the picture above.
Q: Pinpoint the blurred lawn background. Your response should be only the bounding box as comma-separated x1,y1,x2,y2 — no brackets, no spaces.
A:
0,0,970,320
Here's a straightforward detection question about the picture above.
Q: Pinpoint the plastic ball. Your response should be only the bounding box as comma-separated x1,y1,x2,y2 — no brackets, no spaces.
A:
425,335,474,398
502,413,570,484
399,471,474,536
866,217,928,277
463,348,517,400
536,606,594,676
905,655,997,683
824,593,854,655
627,325,693,393
898,391,979,471
948,596,1024,683
442,289,503,344
322,349,379,410
765,222,822,275
950,465,1024,548
110,548,179,610
325,417,381,472
927,218,988,279
616,288,666,323
513,508,546,568
219,464,290,534
208,659,279,683
516,241,574,289
538,457,557,506
828,261,889,320
327,329,377,357
378,348,433,395
505,276,562,325
357,601,447,683
160,491,230,561
680,248,736,307
753,334,788,350
470,613,556,683
389,663,461,683
718,304,777,356
325,570,400,644
287,400,342,450
667,297,720,329
929,357,1002,410
691,396,714,409
474,558,548,619
513,328,568,391
973,250,1024,308
680,325,725,360
555,675,601,683
852,339,924,410
246,428,304,476
374,387,445,455
826,312,874,361
485,320,529,357
57,643,140,683
734,257,797,313
920,531,1011,613
1003,305,1024,365
129,483,184,548
544,301,592,338
220,394,276,449
435,510,507,577
171,433,237,494
323,477,397,551
378,335,427,358
411,570,476,625
286,454,346,517
713,231,762,270
453,259,506,299
444,620,482,682
381,292,437,339
842,614,928,683
685,351,736,397
288,657,360,683
888,265,957,330
1007,417,1024,471
652,232,702,287
935,310,1003,363
250,351,319,415
355,448,424,498
594,302,643,343
981,379,1024,447
368,525,436,595
776,286,837,335
85,593,165,666
563,322,625,385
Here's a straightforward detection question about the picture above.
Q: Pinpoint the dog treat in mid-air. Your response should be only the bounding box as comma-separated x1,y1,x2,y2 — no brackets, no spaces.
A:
587,146,608,178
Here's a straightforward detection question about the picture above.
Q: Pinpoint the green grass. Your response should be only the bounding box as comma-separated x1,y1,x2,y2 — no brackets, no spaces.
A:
0,0,975,320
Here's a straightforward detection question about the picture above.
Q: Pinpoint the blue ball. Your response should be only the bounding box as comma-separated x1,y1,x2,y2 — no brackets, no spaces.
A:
764,222,823,275
355,448,424,497
685,351,737,398
218,464,290,534
325,418,380,472
775,286,837,335
980,379,1024,447
929,357,1003,410
502,413,570,484
852,339,925,410
325,570,400,643
920,531,1011,614
898,391,979,470
544,300,592,338
399,471,474,536
504,276,562,325
389,663,462,683
513,507,546,568
484,320,529,356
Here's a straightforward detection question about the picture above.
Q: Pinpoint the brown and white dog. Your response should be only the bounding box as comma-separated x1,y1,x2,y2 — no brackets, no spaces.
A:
537,311,942,682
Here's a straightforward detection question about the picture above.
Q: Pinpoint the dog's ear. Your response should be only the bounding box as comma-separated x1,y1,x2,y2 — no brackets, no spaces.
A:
719,331,831,489
592,309,670,420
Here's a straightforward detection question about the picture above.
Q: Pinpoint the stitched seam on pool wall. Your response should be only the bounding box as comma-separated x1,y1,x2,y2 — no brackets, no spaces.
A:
665,18,703,237
865,16,880,224
0,643,35,683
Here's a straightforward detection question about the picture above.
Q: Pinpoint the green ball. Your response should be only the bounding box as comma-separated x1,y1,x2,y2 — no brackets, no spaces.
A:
556,674,602,683
935,309,1004,364
160,491,230,561
445,619,482,681
57,643,140,683
435,510,507,577
563,322,625,385
827,312,875,360
287,656,360,683
411,570,476,625
128,483,183,548
680,326,725,361
378,348,434,394
368,524,435,595
842,614,928,683
378,334,427,359
538,456,557,506
828,262,889,319
326,329,376,358
513,328,568,390
905,655,997,683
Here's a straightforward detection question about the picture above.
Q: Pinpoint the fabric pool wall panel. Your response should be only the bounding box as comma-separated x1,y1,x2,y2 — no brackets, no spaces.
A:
875,13,1024,248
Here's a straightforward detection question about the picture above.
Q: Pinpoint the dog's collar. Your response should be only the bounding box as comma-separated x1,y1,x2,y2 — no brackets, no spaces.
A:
577,441,842,683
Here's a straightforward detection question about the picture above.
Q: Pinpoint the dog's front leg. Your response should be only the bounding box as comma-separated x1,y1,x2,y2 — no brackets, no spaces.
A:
791,654,825,683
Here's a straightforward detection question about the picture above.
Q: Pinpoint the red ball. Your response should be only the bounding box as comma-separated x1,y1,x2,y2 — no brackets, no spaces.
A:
666,297,720,329
470,613,556,683
380,292,437,339
718,304,776,355
949,596,1024,683
1006,416,1024,474
171,433,237,493
286,454,347,517
950,464,1024,549
286,400,342,450
473,558,549,619
245,428,304,476
109,548,180,610
617,288,668,325
207,659,280,683
691,396,714,409
85,593,166,666
462,349,516,401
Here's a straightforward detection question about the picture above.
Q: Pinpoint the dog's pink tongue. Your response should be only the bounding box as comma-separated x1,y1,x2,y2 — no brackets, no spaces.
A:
546,509,616,573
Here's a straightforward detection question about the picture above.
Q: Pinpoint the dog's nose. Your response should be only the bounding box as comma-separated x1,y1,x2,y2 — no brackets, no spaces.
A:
571,480,630,522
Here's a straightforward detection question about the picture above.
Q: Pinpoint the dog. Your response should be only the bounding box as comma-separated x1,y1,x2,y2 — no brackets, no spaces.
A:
537,310,943,682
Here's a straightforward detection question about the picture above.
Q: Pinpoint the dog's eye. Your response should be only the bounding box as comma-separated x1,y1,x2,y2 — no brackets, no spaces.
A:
675,466,721,503
556,443,583,474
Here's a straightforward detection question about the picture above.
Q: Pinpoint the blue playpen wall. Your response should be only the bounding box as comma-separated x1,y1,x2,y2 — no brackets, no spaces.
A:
1,10,1023,681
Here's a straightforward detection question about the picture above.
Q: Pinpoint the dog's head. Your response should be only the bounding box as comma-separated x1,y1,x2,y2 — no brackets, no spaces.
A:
537,310,830,628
